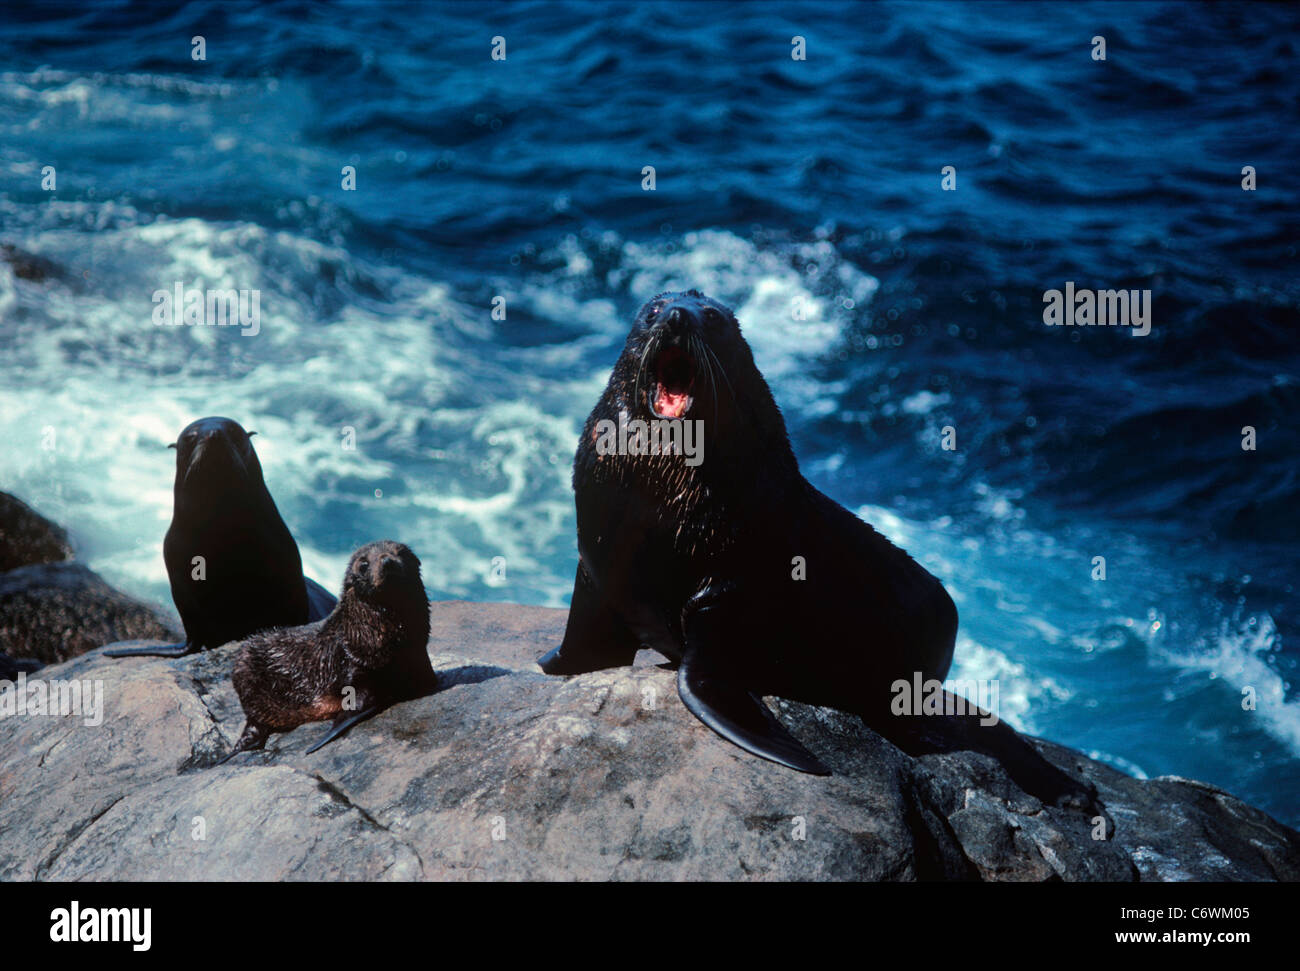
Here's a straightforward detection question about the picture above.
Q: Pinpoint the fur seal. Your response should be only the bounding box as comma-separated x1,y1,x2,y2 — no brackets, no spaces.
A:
538,290,958,775
104,417,336,658
220,540,435,760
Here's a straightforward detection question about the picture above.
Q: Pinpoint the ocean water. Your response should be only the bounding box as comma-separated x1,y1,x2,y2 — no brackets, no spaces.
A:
1,1,1297,824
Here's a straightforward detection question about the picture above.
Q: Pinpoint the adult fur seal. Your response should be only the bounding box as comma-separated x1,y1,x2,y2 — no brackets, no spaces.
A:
104,417,335,658
538,290,958,775
221,540,435,761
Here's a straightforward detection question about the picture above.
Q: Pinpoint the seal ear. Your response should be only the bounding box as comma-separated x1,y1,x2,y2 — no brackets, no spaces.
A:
168,442,177,449
247,431,257,438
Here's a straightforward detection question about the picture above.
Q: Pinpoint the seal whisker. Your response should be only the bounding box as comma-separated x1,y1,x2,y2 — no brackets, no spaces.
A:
635,332,658,416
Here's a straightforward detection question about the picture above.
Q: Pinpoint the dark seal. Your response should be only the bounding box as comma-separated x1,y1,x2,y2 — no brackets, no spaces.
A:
220,540,436,760
104,417,335,658
538,290,958,775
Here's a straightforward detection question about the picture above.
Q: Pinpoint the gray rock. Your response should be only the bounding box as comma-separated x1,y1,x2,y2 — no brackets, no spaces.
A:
0,562,180,664
1,600,1295,881
0,492,74,573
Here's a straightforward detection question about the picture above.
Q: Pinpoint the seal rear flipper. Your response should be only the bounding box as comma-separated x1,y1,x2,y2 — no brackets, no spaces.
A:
305,705,380,754
539,563,640,674
304,575,337,621
677,646,831,776
103,641,195,658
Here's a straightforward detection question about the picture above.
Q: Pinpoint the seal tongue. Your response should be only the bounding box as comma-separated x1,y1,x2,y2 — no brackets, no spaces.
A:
654,384,691,418
653,346,693,418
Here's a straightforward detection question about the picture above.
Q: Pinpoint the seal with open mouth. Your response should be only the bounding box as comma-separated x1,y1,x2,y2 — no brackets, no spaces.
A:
104,417,336,658
538,290,958,775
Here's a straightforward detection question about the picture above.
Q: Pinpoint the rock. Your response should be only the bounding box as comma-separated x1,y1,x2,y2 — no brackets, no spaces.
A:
1,600,1295,881
0,492,74,572
0,562,180,664
0,492,172,670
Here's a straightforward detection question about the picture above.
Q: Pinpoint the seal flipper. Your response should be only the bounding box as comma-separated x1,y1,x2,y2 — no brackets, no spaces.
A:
304,575,337,621
677,647,831,775
103,641,195,658
215,722,269,766
676,586,831,775
305,705,380,754
538,562,640,674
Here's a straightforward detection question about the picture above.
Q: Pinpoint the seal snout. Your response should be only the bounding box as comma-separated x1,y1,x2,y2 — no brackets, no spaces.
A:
377,551,404,582
174,417,254,487
646,301,705,420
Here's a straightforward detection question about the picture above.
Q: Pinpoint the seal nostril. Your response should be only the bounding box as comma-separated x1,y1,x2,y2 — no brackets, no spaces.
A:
662,305,702,336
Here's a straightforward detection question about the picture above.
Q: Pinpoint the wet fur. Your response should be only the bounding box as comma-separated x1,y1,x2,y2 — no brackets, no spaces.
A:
548,290,958,723
224,540,435,758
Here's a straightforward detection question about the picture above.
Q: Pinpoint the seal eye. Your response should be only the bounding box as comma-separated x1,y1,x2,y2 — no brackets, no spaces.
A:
703,308,724,325
356,557,369,572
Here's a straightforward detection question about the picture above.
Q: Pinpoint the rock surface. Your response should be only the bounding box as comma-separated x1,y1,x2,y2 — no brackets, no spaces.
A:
2,601,1296,882
0,562,180,664
0,492,74,573
0,492,179,671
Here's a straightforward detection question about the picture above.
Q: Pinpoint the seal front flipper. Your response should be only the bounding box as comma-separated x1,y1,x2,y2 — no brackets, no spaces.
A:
538,562,640,674
677,646,830,775
214,721,269,766
676,584,830,775
305,705,380,754
102,641,195,658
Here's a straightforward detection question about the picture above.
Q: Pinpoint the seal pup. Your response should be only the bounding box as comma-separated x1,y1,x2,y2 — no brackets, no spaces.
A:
105,417,336,658
538,290,958,775
220,540,435,761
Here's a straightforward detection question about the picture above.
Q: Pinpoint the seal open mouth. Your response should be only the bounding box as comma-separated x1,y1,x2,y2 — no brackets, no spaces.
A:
649,344,695,418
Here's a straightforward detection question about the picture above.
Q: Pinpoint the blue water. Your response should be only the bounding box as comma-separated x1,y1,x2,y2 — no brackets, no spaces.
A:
1,1,1297,825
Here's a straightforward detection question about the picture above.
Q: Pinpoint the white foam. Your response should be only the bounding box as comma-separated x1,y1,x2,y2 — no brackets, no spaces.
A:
1153,612,1300,752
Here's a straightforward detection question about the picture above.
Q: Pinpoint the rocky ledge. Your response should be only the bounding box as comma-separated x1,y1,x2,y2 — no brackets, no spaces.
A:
2,491,1297,881
0,492,179,674
2,600,1297,882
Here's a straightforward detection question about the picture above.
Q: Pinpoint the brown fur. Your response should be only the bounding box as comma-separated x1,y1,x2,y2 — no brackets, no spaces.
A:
223,540,435,759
